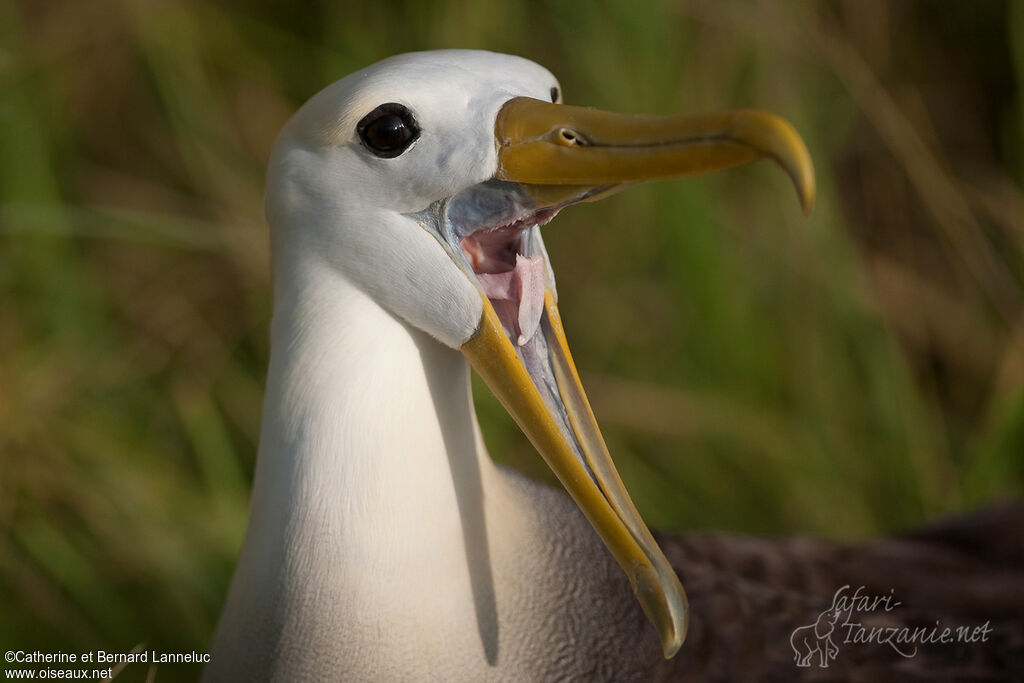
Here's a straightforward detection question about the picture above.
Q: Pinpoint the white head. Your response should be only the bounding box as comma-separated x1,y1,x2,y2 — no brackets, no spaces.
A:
266,50,561,347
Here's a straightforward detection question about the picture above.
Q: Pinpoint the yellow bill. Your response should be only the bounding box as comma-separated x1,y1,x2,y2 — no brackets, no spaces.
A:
458,95,815,659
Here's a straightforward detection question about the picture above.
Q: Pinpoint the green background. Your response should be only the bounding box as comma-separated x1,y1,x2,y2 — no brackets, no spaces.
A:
2,1,1022,680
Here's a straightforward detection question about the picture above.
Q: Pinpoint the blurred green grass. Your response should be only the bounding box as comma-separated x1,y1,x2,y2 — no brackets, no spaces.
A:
1,0,1022,680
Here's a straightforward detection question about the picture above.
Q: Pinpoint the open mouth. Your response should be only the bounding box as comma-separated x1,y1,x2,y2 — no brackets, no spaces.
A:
459,208,559,347
447,180,690,656
414,96,814,659
438,185,591,475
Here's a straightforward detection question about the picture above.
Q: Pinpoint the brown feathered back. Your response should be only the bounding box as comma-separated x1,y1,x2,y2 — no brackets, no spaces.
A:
650,501,1024,681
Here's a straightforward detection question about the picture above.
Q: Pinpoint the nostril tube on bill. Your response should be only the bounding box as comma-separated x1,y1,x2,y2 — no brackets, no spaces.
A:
558,128,585,146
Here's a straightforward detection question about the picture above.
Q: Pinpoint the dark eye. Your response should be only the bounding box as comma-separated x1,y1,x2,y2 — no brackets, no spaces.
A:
356,103,420,158
550,87,559,103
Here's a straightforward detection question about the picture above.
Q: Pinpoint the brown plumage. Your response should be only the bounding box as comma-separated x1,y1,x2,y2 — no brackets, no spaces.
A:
648,500,1024,681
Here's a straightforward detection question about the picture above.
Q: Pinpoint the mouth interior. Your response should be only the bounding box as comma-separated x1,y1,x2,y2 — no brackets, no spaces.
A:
457,205,598,480
441,183,604,491
459,208,558,346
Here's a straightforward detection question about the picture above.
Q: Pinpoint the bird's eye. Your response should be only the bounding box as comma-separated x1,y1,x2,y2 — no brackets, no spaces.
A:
356,103,420,158
550,87,560,103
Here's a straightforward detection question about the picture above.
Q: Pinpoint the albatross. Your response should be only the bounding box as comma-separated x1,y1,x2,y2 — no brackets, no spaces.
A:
204,50,1023,681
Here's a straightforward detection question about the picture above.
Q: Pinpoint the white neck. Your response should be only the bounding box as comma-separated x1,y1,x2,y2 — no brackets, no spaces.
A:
208,255,517,677
253,259,494,585
206,250,654,681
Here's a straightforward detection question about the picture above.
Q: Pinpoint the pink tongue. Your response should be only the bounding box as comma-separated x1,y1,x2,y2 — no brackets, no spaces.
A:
476,254,546,346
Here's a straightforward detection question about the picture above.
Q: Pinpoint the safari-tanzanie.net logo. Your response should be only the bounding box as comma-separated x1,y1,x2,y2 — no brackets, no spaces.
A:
789,584,992,668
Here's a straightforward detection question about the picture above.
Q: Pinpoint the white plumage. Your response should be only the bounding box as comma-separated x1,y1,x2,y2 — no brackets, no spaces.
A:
205,49,813,681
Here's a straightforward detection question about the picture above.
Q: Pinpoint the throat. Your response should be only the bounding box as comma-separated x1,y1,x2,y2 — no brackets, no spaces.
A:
475,253,546,346
216,274,513,664
260,276,494,566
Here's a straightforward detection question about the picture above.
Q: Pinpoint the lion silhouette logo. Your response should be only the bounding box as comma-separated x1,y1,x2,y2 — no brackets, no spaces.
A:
790,606,843,667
